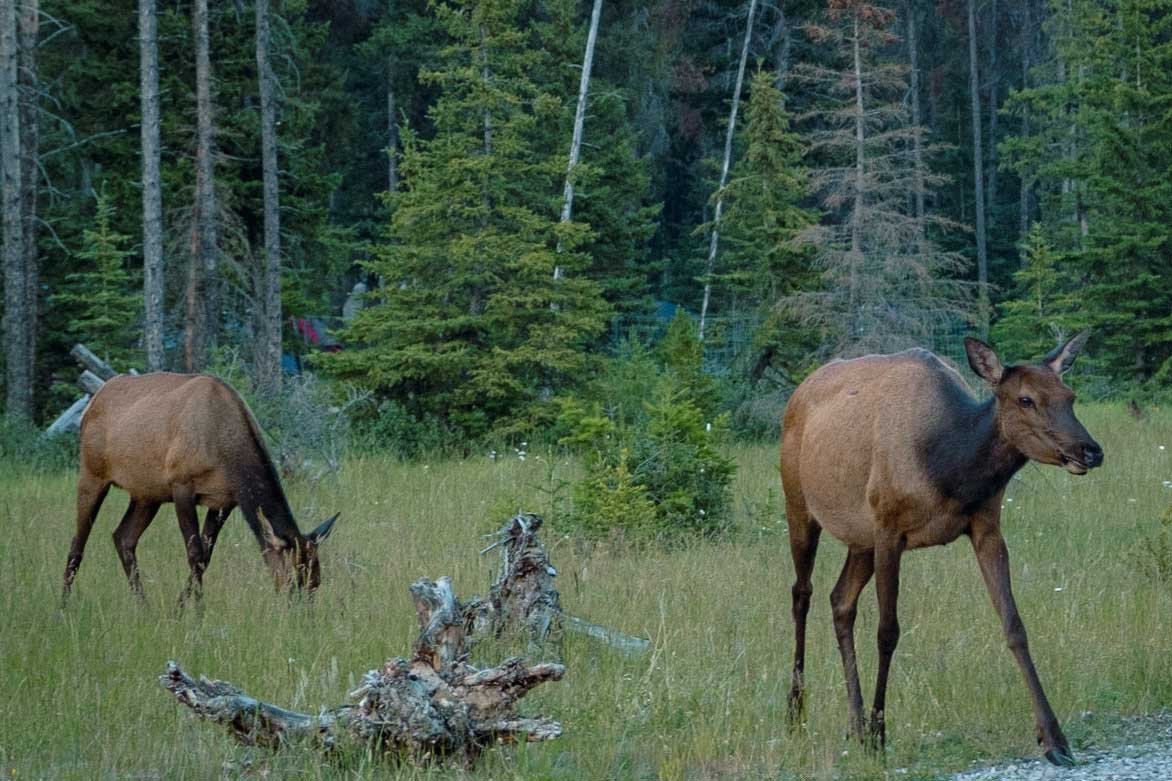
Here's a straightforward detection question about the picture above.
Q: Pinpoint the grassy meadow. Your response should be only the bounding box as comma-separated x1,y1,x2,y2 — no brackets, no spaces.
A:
1,404,1170,779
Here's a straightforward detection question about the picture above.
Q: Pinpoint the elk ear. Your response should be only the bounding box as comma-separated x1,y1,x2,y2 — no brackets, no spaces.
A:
965,337,1004,385
1043,330,1090,375
307,513,339,544
256,508,286,551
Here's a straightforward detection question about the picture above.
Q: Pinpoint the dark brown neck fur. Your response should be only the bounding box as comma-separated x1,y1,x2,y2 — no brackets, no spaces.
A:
919,393,1028,514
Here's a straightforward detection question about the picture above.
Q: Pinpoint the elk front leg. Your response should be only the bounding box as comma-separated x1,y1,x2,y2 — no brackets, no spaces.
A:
970,517,1074,767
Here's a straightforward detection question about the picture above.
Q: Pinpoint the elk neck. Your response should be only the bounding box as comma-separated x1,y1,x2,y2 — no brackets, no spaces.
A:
920,394,1028,515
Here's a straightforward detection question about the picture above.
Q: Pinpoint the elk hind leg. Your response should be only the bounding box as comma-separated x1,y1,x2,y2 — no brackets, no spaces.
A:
831,547,875,743
62,473,111,602
786,498,821,724
112,499,162,601
174,487,208,605
868,534,905,752
199,505,233,571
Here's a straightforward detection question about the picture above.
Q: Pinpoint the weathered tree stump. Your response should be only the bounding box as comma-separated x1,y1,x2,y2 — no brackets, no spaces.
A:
480,513,650,655
161,576,564,765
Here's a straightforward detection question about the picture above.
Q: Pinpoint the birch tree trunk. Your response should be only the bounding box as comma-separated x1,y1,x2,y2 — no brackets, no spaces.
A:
697,0,757,342
387,56,398,194
553,0,602,281
967,0,989,336
140,0,165,371
17,0,37,399
255,0,282,392
186,0,218,372
0,0,31,419
849,11,865,338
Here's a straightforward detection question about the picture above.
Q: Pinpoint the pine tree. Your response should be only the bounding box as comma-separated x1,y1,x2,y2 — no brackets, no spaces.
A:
1000,0,1172,382
533,0,659,316
323,0,611,438
990,222,1075,360
705,67,817,369
52,194,141,370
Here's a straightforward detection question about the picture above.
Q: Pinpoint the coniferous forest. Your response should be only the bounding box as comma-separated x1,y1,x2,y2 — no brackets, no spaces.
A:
1,0,1170,445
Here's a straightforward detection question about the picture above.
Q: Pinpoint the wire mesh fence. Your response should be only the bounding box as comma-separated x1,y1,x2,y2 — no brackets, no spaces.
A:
608,307,975,380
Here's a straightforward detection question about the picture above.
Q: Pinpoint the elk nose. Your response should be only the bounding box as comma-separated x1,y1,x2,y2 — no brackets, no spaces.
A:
1083,443,1104,468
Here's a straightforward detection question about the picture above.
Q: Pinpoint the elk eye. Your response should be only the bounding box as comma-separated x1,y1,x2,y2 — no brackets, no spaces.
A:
1018,396,1035,409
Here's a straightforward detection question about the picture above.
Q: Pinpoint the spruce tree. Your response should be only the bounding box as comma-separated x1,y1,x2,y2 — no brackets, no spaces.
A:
1000,0,1172,382
991,222,1076,361
51,194,141,370
324,0,611,438
705,67,817,371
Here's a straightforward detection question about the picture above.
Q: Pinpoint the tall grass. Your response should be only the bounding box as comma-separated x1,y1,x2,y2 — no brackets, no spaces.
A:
1,405,1169,779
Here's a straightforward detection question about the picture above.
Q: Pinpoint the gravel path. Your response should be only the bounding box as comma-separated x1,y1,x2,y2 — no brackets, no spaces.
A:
952,715,1172,781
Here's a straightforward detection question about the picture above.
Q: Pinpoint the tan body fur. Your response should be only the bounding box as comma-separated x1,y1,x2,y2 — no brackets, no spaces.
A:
783,350,984,551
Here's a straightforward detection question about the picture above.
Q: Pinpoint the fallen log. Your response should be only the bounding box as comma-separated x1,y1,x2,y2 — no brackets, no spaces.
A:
161,576,564,765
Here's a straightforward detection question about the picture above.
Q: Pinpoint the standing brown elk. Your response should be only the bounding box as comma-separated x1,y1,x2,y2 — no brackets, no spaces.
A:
781,333,1102,766
61,373,338,604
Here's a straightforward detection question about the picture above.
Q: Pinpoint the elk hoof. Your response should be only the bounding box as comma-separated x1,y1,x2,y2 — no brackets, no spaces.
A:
1043,743,1076,767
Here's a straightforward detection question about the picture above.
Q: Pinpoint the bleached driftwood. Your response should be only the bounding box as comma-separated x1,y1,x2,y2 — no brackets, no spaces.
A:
161,576,564,765
480,513,650,655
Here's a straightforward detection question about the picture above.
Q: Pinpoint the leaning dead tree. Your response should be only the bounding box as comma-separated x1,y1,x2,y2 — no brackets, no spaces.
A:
162,576,564,765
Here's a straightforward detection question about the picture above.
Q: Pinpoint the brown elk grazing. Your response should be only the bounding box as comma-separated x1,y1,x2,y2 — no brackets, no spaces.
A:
61,373,338,605
781,333,1102,766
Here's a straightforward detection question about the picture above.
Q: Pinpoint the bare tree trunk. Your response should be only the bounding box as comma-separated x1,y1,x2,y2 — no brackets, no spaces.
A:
771,5,791,89
186,0,217,372
907,1,924,234
140,0,165,371
984,0,999,227
1017,0,1033,259
553,0,602,281
386,56,398,194
0,0,31,419
255,0,281,393
17,0,37,398
967,0,989,336
849,11,865,338
698,0,757,342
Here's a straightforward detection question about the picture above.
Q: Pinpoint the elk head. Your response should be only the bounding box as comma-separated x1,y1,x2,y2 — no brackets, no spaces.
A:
258,511,339,592
965,332,1104,475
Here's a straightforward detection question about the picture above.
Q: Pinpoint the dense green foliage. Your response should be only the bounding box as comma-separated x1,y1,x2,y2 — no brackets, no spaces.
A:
555,317,736,542
50,193,140,371
4,0,1169,433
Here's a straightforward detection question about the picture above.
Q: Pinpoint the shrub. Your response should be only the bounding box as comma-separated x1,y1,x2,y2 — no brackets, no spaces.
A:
349,399,458,460
558,375,736,544
1,416,78,471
